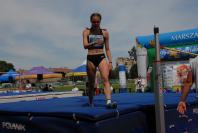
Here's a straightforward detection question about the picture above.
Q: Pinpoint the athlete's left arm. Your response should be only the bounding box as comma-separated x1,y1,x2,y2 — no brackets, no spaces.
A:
180,70,193,102
104,30,113,70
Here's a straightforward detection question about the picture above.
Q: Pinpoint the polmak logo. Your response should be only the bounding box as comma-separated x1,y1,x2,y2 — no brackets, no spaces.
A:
1,121,26,131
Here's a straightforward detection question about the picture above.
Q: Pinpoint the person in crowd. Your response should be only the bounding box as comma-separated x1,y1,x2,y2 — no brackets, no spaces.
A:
72,84,79,92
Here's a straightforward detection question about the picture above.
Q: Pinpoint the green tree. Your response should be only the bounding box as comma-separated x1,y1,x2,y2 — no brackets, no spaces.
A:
110,66,119,79
126,70,130,79
128,46,138,79
128,46,137,61
0,60,15,73
129,64,138,79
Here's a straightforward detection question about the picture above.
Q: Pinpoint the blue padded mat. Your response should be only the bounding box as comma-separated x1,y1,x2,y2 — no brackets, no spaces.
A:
0,93,196,122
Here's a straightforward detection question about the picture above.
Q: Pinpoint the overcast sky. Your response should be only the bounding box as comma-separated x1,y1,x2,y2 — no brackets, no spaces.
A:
0,0,197,70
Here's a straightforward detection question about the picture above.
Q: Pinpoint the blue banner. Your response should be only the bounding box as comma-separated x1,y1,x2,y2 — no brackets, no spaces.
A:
160,45,198,60
136,28,198,49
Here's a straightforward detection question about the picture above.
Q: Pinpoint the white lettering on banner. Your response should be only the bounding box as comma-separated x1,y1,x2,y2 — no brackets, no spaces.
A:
1,122,26,131
191,47,198,53
193,108,198,114
195,32,198,38
171,32,198,41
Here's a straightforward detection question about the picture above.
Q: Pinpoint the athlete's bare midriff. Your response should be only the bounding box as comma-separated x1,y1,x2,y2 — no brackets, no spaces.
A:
88,49,104,55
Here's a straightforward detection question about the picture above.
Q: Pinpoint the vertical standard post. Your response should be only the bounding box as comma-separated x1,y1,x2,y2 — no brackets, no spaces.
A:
154,26,165,133
19,70,22,90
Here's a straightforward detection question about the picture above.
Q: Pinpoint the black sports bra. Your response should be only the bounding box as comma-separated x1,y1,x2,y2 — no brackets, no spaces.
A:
87,28,105,49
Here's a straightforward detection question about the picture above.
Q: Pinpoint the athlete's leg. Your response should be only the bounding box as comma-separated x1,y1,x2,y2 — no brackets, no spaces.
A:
99,59,117,109
98,59,111,100
87,60,97,105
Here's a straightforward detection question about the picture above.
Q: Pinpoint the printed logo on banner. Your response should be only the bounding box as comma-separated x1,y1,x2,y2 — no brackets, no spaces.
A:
193,108,198,114
1,122,26,131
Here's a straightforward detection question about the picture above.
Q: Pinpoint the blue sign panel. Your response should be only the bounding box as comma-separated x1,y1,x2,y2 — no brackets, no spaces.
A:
136,28,198,49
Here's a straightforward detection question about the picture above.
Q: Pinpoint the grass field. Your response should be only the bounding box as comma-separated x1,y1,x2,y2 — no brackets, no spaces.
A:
0,79,136,93
54,79,136,92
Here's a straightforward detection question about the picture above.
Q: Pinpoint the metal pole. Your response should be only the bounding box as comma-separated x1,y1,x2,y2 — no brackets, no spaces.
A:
19,72,21,90
154,26,165,133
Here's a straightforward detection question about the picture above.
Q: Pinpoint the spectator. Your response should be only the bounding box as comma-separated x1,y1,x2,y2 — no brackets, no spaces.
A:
42,84,50,92
72,85,79,92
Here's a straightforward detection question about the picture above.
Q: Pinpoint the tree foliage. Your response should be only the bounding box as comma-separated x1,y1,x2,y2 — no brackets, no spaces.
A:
129,64,138,79
0,60,15,73
128,46,137,61
109,66,119,79
128,46,138,79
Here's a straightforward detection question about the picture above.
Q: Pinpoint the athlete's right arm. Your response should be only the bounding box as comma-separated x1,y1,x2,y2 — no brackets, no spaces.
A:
83,29,95,49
